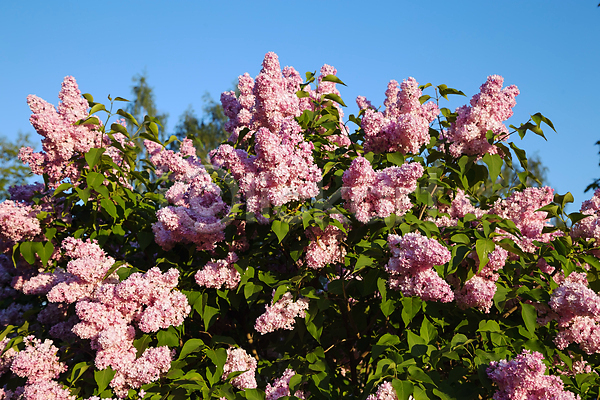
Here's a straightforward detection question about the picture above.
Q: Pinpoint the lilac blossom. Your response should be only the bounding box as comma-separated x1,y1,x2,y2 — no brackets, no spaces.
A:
222,347,257,389
444,75,519,158
146,139,229,250
487,350,580,400
341,156,423,223
265,369,306,400
195,252,240,289
304,215,347,270
255,292,309,334
361,78,439,155
386,232,453,303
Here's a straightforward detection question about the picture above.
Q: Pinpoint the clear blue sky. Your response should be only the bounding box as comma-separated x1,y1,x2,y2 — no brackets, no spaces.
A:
1,0,599,210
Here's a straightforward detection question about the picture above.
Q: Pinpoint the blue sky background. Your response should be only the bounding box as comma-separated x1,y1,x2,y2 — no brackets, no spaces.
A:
1,0,599,210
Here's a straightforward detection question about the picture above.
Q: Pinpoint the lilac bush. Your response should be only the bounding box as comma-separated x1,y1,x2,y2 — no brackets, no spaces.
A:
0,52,598,399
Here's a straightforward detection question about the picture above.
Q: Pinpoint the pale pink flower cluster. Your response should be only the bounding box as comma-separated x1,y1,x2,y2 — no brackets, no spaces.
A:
487,350,580,400
341,156,423,223
221,52,349,147
366,381,398,400
212,122,321,221
145,139,229,251
19,76,102,188
18,237,189,397
572,188,600,245
386,232,453,302
265,369,306,400
0,200,41,253
304,215,347,269
492,186,561,253
42,238,115,304
444,75,519,158
434,189,484,228
195,252,240,289
222,347,257,389
549,272,600,354
360,78,439,155
72,267,188,397
455,246,508,313
6,336,74,400
254,292,309,334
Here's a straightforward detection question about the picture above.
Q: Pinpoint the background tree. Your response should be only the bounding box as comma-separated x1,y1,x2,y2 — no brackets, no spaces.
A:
0,132,33,199
126,71,169,141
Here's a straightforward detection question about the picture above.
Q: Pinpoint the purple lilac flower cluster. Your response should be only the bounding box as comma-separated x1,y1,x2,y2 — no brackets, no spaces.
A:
386,232,453,303
359,77,439,155
145,139,229,251
341,156,423,223
444,75,519,158
487,350,580,400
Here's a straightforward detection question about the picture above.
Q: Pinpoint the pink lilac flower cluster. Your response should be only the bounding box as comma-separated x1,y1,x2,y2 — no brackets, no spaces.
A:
220,52,349,147
265,369,306,400
360,78,439,155
341,156,423,223
71,267,187,397
492,186,561,253
365,381,398,400
444,75,519,158
6,335,74,400
195,251,240,289
454,246,508,313
572,188,600,247
434,189,484,228
17,237,189,397
254,292,309,334
549,272,600,354
222,347,257,389
211,122,321,222
304,214,347,269
0,200,41,253
386,232,453,303
18,76,102,188
487,350,580,400
145,139,229,251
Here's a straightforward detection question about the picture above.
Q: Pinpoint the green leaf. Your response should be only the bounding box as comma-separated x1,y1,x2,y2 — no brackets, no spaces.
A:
391,379,414,400
420,317,437,343
271,220,289,243
111,123,128,135
482,153,503,184
321,74,346,86
450,234,470,244
68,361,90,385
86,171,105,190
148,121,159,137
33,241,54,267
243,389,266,400
408,365,435,385
19,242,36,265
85,148,105,169
94,367,116,394
521,302,538,334
372,333,400,360
53,182,73,196
89,103,106,115
100,198,118,219
355,254,373,272
157,326,180,347
323,93,347,107
401,297,422,326
386,152,405,166
476,238,495,270
179,339,205,360
133,334,152,358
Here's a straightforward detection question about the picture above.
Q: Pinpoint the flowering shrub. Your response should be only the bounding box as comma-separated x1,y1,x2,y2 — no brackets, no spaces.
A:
0,52,599,400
